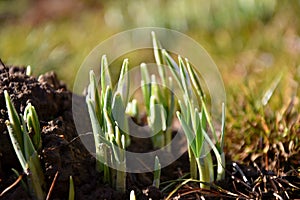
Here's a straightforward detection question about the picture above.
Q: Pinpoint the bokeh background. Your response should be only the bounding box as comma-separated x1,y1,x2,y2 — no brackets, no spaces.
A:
0,0,299,102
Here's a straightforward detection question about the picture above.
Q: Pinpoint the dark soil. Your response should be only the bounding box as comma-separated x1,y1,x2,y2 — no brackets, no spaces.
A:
0,62,299,200
0,63,123,200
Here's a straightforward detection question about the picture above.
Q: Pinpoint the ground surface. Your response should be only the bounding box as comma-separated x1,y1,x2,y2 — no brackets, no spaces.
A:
0,64,299,199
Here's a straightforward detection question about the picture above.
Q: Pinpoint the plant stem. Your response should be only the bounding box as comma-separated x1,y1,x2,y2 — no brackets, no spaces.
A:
188,148,197,180
217,152,226,180
116,161,126,193
196,157,211,189
153,156,161,188
165,128,172,152
68,176,75,200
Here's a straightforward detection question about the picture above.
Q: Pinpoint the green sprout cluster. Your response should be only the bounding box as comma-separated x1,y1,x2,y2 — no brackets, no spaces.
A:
147,32,226,189
141,32,175,151
4,90,45,199
175,58,226,188
86,32,226,193
86,55,129,192
141,63,175,150
3,32,226,198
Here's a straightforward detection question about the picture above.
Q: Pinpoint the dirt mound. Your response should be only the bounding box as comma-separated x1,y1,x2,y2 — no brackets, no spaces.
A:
0,62,122,199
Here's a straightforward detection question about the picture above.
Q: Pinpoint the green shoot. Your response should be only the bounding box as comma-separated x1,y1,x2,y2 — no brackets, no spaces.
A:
130,190,136,200
68,176,75,200
26,65,31,76
141,64,174,150
138,33,177,151
175,57,226,188
186,59,226,181
141,67,174,150
151,34,225,187
4,90,45,199
86,57,129,192
153,156,161,188
24,103,41,150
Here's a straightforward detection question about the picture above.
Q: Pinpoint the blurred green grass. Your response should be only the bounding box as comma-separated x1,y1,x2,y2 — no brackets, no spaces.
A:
0,0,299,101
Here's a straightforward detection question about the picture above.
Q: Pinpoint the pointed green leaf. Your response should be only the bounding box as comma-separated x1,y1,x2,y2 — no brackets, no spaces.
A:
166,77,175,127
185,59,204,99
186,60,218,145
162,50,182,89
150,75,163,106
100,55,111,95
152,31,166,86
24,103,41,150
179,56,191,100
21,115,35,161
104,86,112,117
5,121,28,174
117,58,129,103
220,102,225,151
4,90,23,152
86,99,102,144
149,96,165,134
176,111,197,156
261,73,282,106
177,100,187,120
141,63,151,113
68,176,75,200
160,105,167,132
112,93,128,135
104,110,114,140
194,110,204,155
115,125,122,148
152,31,163,66
89,70,102,124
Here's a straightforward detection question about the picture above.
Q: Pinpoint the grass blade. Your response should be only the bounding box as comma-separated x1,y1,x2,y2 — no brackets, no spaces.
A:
261,73,282,106
68,176,75,200
220,102,226,150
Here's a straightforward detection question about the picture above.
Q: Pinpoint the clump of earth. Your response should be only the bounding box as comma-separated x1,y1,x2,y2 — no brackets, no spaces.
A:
0,63,127,199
